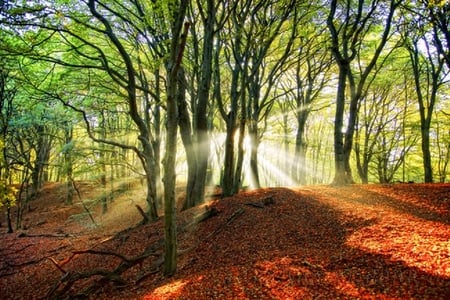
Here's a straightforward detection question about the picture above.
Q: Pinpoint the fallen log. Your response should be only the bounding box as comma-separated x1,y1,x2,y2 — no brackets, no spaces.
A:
17,232,73,238
245,195,275,208
184,205,219,231
206,207,245,239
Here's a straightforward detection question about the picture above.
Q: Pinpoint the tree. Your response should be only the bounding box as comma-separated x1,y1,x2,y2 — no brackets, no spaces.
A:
215,0,248,197
401,14,448,182
216,0,297,195
179,0,224,209
435,110,450,182
326,0,400,184
353,52,419,184
1,0,174,220
0,61,17,233
420,0,450,69
162,0,189,276
245,0,298,189
285,12,332,185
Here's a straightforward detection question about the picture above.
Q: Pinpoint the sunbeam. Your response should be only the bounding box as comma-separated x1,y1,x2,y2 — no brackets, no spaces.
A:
258,154,299,187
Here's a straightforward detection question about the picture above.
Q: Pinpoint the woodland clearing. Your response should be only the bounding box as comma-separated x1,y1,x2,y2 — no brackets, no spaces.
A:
0,182,449,299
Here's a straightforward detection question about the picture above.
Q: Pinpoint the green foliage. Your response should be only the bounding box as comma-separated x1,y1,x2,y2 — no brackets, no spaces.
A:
0,0,449,188
6,5,45,16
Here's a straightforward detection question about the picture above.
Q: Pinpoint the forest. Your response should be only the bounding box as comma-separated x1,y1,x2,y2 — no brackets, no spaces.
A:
0,0,449,298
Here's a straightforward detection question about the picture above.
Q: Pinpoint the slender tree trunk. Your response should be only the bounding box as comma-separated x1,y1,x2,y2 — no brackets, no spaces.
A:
247,74,260,189
16,170,30,230
163,73,178,275
233,109,246,194
343,79,360,183
294,108,309,184
64,125,74,205
6,207,13,233
88,0,161,220
409,40,441,183
248,123,260,188
152,68,162,210
99,112,108,213
163,8,189,275
421,119,433,182
354,133,369,184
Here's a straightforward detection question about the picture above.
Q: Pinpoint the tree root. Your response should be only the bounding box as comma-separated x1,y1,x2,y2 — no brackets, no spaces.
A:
135,204,149,224
46,242,163,299
46,205,220,299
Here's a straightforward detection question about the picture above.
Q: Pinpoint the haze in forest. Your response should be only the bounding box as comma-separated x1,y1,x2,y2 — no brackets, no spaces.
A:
0,0,449,275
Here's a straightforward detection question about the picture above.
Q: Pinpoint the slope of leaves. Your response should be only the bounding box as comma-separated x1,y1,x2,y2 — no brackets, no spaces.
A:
0,183,449,299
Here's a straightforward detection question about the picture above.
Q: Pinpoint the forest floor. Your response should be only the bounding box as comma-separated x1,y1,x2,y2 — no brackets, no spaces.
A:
0,182,449,299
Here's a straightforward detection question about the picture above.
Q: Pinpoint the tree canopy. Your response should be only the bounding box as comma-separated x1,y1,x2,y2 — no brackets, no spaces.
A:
0,0,449,275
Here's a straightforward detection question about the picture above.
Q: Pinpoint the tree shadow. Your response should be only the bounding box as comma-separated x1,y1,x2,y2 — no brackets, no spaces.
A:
334,185,450,224
157,187,450,299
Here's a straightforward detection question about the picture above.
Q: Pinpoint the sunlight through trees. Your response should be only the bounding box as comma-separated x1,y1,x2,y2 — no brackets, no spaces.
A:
0,0,449,281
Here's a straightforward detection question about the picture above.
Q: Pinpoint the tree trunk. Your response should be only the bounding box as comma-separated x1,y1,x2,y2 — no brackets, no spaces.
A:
246,66,259,189
88,0,160,221
176,67,197,210
294,108,309,185
248,122,260,188
222,112,237,197
233,112,246,194
332,65,352,184
421,119,433,182
151,68,163,210
189,0,215,207
222,65,240,197
6,207,13,233
408,38,443,183
64,125,74,205
31,125,52,198
163,75,178,276
233,65,249,193
327,0,399,185
100,112,108,214
163,8,189,275
354,141,369,184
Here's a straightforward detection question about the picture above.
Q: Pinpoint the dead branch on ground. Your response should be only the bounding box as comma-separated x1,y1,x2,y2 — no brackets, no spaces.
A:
245,196,275,208
46,205,220,299
206,207,245,239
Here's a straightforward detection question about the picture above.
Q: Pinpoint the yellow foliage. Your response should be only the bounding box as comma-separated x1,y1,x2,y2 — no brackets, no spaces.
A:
428,0,449,7
0,180,17,209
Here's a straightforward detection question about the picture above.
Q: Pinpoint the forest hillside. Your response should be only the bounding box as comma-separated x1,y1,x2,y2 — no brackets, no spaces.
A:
0,182,449,299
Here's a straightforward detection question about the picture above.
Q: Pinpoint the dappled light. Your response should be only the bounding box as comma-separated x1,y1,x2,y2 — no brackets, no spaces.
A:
257,155,299,187
144,279,188,299
261,144,296,186
346,220,449,277
1,0,449,298
1,182,449,299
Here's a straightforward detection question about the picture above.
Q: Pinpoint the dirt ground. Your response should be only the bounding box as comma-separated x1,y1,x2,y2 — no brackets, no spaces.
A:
0,182,449,299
